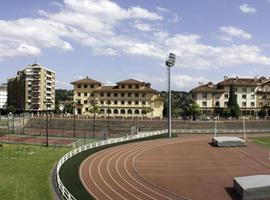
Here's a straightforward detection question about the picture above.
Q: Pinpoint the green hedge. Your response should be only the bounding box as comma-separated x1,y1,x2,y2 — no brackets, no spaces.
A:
59,133,175,200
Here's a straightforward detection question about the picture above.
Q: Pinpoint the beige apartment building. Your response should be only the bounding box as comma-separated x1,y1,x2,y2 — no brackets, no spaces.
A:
71,77,164,118
8,63,55,112
190,76,270,116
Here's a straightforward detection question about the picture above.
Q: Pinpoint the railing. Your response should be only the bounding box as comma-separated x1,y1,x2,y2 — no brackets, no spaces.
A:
56,129,167,200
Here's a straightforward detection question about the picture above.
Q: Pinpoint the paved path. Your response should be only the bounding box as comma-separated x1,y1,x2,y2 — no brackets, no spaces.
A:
79,135,270,200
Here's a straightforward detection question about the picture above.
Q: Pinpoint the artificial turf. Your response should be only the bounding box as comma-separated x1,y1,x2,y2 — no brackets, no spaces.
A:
0,144,70,200
253,136,270,148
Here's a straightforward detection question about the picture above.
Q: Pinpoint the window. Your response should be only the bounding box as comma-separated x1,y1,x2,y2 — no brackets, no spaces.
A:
91,93,94,97
128,93,132,97
142,93,146,98
86,107,88,111
235,87,238,92
114,101,118,105
242,94,246,99
84,84,87,88
242,102,246,107
128,101,132,105
142,101,146,105
100,101,104,105
84,93,87,97
135,93,139,97
100,93,104,97
135,85,139,89
135,101,139,105
107,93,111,97
202,101,207,107
121,101,125,105
84,100,87,104
121,93,125,97
202,93,207,98
251,94,255,99
251,88,255,92
242,88,247,92
224,94,229,99
90,84,94,88
114,93,118,97
259,102,263,107
78,85,81,88
128,84,132,89
225,102,228,107
215,102,220,107
78,93,81,97
107,101,111,105
251,102,255,107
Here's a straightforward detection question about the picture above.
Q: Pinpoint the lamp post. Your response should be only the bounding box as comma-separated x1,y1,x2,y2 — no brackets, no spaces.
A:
166,53,176,138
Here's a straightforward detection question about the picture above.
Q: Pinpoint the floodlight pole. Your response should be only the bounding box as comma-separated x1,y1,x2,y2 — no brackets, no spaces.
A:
166,53,176,138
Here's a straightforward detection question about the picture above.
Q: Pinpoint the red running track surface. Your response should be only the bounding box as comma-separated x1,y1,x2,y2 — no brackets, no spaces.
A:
79,135,270,200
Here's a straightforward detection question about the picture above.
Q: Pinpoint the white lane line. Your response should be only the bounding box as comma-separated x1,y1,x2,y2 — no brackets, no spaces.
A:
123,146,173,200
106,147,143,200
97,147,128,200
79,149,114,200
132,139,206,200
114,146,158,200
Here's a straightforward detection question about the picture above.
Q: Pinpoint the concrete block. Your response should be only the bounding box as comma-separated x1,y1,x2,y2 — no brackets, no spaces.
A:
212,136,246,147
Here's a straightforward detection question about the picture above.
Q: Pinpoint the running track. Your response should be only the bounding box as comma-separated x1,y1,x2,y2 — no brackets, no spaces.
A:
79,135,270,200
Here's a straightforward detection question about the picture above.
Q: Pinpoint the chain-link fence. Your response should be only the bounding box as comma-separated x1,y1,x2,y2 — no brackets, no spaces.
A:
1,114,270,147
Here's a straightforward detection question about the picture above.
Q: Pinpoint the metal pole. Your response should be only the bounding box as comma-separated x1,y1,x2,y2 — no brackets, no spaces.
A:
243,118,247,144
93,110,96,138
107,105,110,138
168,66,172,138
46,112,48,147
73,111,75,138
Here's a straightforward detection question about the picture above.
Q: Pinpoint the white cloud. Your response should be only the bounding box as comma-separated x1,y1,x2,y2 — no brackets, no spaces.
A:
219,26,252,41
156,6,169,12
0,0,270,71
133,23,153,32
240,4,257,14
168,14,181,23
172,75,209,90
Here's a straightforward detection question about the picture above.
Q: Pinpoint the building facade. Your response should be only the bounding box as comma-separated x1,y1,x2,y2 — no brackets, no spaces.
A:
0,84,7,109
190,76,270,116
71,77,164,118
8,63,55,112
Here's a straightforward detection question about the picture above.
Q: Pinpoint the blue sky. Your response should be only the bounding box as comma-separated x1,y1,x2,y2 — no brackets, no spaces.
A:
1,0,270,91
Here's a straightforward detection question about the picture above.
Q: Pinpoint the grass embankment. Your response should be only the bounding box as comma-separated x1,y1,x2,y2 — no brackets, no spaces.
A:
60,133,176,200
253,137,270,148
0,144,70,200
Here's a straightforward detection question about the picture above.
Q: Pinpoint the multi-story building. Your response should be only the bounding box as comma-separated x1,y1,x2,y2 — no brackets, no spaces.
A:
0,84,7,109
71,77,164,118
8,63,55,112
190,76,270,116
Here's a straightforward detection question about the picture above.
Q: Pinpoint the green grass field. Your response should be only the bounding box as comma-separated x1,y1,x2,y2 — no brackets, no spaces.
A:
0,144,71,200
253,136,270,148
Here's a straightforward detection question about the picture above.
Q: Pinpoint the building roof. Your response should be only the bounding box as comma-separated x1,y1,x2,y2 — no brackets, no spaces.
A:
116,79,145,85
217,78,258,87
190,84,224,93
71,76,101,85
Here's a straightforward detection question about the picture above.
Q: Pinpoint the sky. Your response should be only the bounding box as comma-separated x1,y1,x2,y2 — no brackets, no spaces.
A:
1,0,270,91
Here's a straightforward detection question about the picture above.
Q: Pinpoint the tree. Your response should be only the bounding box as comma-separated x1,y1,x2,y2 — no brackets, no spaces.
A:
227,85,240,117
185,103,201,120
6,105,16,114
142,107,153,118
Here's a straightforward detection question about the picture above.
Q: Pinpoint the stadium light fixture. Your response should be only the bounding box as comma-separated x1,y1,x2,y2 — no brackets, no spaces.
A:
166,53,176,138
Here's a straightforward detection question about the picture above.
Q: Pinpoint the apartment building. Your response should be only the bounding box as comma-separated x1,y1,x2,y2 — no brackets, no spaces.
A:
190,76,270,116
0,84,7,109
71,77,164,118
8,63,55,112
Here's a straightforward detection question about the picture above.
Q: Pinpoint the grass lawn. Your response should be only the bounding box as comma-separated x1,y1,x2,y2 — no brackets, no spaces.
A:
253,136,270,148
0,144,70,200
